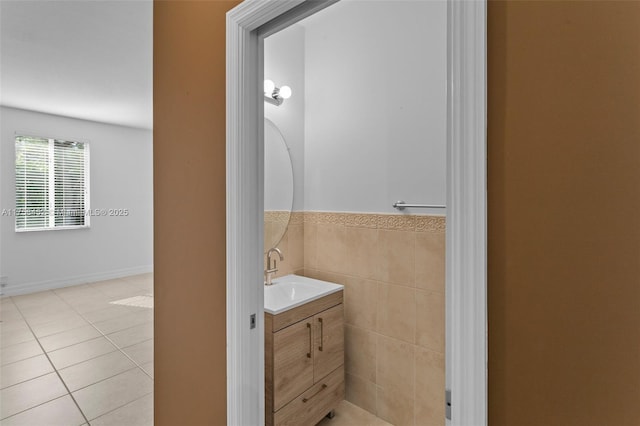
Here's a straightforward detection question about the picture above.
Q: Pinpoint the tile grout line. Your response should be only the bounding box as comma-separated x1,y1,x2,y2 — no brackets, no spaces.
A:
41,338,120,370
87,390,153,424
9,280,154,423
11,295,91,425
69,365,141,393
29,310,152,354
302,268,446,295
32,322,95,341
51,289,154,381
48,286,155,423
0,351,42,368
1,368,57,392
0,394,77,423
33,335,152,373
13,286,153,423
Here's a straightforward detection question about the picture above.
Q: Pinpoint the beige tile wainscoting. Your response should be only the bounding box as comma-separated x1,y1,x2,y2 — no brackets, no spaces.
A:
264,211,305,276
265,212,445,426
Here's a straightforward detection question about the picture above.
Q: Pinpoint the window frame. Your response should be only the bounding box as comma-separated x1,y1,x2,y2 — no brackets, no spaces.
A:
14,133,91,233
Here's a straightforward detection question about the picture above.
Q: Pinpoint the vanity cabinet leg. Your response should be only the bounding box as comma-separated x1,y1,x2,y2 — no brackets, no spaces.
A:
326,410,336,419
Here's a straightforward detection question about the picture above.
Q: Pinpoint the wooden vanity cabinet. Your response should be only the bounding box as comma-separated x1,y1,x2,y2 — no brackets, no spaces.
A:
265,291,344,426
313,304,344,382
272,319,315,410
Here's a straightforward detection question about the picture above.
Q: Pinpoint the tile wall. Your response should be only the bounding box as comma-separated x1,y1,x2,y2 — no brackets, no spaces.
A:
265,211,445,426
264,212,305,277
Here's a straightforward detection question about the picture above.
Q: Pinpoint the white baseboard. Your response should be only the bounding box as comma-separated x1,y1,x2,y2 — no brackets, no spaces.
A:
1,265,154,297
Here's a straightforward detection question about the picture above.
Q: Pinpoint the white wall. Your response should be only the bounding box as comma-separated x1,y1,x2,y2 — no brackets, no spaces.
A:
0,106,153,295
264,25,305,212
303,0,447,214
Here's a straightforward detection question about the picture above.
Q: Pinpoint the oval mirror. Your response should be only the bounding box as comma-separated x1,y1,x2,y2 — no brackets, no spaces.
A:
264,119,294,253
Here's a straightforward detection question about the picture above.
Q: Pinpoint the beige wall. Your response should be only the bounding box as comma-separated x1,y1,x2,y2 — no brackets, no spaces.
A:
153,1,240,425
155,1,640,424
488,1,640,425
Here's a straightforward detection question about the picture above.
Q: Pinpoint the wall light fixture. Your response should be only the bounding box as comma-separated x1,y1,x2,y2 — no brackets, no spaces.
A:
264,79,292,106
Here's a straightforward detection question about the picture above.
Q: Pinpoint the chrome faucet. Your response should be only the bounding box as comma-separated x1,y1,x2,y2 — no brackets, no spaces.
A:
265,247,284,286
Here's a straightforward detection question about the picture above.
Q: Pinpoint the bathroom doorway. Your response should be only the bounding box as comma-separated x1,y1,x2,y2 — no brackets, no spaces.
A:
227,1,486,425
263,2,446,424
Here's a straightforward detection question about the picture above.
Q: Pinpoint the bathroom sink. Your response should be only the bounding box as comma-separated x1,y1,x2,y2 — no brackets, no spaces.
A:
264,274,343,314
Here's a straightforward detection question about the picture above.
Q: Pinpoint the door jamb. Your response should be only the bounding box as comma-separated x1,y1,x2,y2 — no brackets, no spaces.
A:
226,1,487,425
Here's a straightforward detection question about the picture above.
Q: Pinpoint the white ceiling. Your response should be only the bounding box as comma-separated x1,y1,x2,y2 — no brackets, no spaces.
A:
0,0,152,129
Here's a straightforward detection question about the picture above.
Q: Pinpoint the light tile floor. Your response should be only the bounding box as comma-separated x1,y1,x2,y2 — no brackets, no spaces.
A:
2,275,392,426
0,274,153,425
317,400,393,426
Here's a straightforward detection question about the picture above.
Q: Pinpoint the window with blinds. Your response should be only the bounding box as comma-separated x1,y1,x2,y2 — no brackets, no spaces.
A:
15,136,90,231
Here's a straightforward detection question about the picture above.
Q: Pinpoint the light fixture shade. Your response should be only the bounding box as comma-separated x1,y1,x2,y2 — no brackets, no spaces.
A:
279,85,292,99
264,80,275,95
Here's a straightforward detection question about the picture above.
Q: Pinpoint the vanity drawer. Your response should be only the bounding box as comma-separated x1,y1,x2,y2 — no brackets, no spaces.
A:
274,366,344,426
269,291,343,332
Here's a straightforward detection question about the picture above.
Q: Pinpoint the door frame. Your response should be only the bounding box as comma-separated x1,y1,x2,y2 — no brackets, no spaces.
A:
226,1,487,425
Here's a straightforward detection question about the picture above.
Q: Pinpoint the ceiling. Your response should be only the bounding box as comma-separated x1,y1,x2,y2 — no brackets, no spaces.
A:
0,1,152,129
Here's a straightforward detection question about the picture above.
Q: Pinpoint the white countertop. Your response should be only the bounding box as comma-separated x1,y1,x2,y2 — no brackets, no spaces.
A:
264,274,344,315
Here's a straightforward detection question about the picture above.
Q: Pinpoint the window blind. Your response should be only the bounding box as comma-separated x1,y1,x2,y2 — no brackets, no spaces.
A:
15,136,50,230
15,136,89,231
54,140,86,227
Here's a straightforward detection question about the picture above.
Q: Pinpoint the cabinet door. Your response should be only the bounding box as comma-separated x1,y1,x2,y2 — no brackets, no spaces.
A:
313,304,344,381
273,319,314,411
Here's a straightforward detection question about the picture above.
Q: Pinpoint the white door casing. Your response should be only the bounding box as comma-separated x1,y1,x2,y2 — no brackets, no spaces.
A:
226,1,487,425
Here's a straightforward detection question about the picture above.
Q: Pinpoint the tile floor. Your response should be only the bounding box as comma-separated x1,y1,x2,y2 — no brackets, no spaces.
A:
0,274,153,425
2,274,393,426
317,400,392,426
